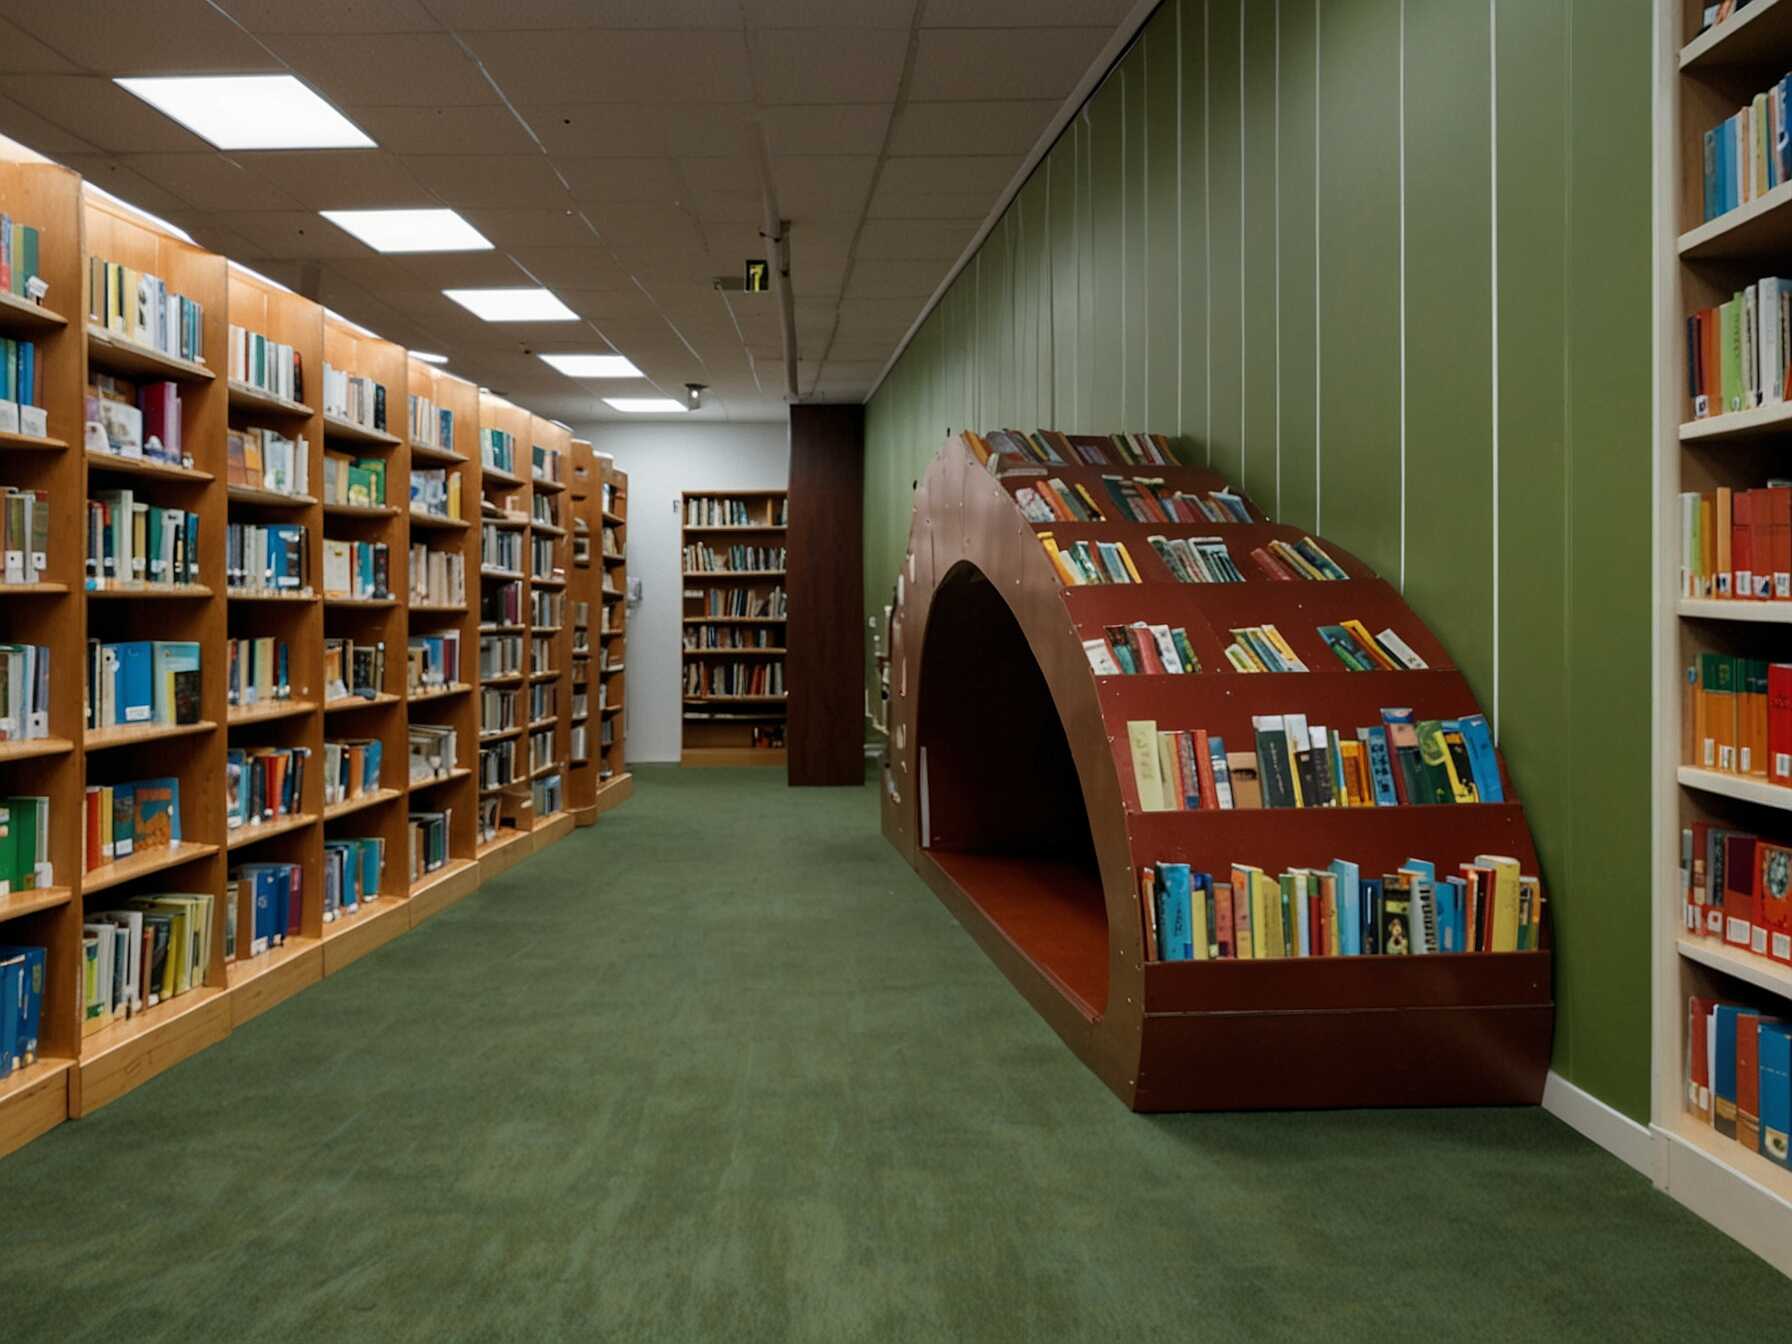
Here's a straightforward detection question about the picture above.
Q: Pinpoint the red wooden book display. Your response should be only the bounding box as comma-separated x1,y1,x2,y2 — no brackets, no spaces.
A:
879,436,1553,1111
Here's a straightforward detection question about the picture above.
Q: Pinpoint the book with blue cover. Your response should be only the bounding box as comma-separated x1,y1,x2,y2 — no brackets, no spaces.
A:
1156,863,1194,961
114,641,153,724
0,945,44,1066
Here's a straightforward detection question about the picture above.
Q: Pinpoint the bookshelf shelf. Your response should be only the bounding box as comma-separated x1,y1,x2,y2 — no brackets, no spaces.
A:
684,646,787,657
482,672,523,687
323,595,396,609
532,521,565,538
225,588,315,604
0,288,65,330
325,692,400,714
1680,0,1792,69
84,718,217,752
682,569,786,579
481,463,522,487
1678,177,1792,261
410,603,468,615
0,428,67,451
0,1056,73,1156
684,615,787,624
683,524,786,533
481,567,524,581
322,414,398,446
0,886,72,922
409,442,466,465
226,380,312,416
410,767,472,790
408,510,468,531
226,698,316,726
407,681,470,702
323,786,401,821
0,736,74,763
1661,1117,1792,1249
226,812,318,851
89,583,213,600
322,502,398,518
1676,598,1792,622
1677,935,1792,1001
879,434,1551,1111
1679,399,1792,442
226,484,315,508
82,841,220,895
532,477,565,494
84,449,213,483
86,325,215,381
480,726,522,743
1676,765,1792,810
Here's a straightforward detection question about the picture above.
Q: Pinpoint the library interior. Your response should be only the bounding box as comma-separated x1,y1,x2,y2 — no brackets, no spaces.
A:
2,0,1792,1337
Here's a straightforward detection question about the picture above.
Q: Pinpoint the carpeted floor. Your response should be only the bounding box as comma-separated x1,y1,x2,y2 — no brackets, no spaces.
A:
3,765,1789,1341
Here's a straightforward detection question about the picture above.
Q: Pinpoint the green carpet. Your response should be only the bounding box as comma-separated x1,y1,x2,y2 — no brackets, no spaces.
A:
3,766,1788,1340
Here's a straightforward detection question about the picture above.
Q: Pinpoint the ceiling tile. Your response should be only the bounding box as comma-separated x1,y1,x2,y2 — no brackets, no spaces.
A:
316,254,420,289
505,244,635,288
855,218,977,259
215,0,442,33
391,250,535,287
742,0,916,25
117,152,299,212
750,29,906,105
586,205,706,250
772,156,877,221
865,185,998,220
0,19,81,74
58,156,190,215
402,154,573,208
760,104,892,158
209,210,382,258
173,217,283,263
875,153,1018,197
423,0,742,28
0,96,101,156
263,33,495,108
245,149,434,209
459,31,752,104
908,28,1111,101
843,258,949,299
524,104,755,158
888,99,1059,156
347,105,539,156
3,76,216,153
923,0,1135,26
556,156,689,208
7,2,278,73
459,208,599,248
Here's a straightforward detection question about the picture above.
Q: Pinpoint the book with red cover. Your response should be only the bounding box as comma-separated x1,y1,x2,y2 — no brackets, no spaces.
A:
1192,728,1218,809
1758,841,1792,964
1214,881,1234,958
1689,996,1716,1123
1768,485,1792,598
1249,547,1295,581
1724,833,1760,951
1770,664,1792,786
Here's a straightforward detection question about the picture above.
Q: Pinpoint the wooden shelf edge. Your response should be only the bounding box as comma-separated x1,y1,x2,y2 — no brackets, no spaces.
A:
82,841,220,894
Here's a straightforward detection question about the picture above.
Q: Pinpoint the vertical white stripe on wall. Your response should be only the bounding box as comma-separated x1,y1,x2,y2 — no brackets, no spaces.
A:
1142,52,1149,427
1176,0,1184,445
1274,0,1283,520
1121,71,1130,428
1397,0,1408,590
1238,0,1247,486
1314,0,1323,534
1205,0,1213,463
1489,0,1501,739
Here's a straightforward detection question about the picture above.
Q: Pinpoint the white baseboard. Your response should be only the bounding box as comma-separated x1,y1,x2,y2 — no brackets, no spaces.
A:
1541,1070,1658,1178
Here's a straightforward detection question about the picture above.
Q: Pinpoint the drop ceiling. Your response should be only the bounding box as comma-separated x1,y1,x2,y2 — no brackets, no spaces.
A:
0,0,1138,423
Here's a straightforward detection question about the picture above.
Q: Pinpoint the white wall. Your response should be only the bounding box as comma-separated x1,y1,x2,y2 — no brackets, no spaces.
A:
577,420,789,763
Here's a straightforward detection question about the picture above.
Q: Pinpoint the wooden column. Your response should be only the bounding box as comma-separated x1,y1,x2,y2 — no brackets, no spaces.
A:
786,403,864,786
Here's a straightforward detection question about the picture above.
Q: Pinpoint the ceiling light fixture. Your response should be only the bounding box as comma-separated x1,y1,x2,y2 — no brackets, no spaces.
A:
539,353,643,379
685,383,706,410
411,352,449,365
320,208,491,254
443,288,578,323
114,75,374,151
604,397,686,414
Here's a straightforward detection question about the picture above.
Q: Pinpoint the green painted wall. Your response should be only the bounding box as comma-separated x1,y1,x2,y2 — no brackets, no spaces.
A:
863,0,1652,1123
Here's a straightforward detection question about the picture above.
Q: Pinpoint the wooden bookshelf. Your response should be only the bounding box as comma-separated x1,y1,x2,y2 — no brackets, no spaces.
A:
680,489,787,766
0,152,592,1156
880,434,1553,1113
565,439,599,823
1654,0,1792,1278
526,416,571,828
477,393,535,843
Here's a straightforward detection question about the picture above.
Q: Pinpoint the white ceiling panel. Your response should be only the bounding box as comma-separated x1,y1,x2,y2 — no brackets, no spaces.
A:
6,2,278,74
557,156,690,208
3,76,217,153
402,154,573,208
458,208,601,248
118,152,297,212
742,0,917,26
865,185,1009,221
524,104,756,159
888,99,1061,156
209,210,387,258
0,18,81,74
875,154,1020,197
908,28,1113,101
749,29,908,105
505,245,636,288
760,104,892,158
771,156,878,222
247,150,434,209
459,31,753,105
215,0,442,34
422,0,742,29
264,34,496,108
59,155,190,214
844,259,952,299
855,219,980,260
0,97,101,156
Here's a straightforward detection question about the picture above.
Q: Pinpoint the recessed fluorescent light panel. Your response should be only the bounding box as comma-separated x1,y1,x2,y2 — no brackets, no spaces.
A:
443,288,578,323
540,353,643,379
604,398,686,414
321,209,491,254
411,351,449,365
115,75,373,151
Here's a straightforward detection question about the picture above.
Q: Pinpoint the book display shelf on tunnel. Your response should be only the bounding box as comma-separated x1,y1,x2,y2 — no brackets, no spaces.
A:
879,434,1554,1112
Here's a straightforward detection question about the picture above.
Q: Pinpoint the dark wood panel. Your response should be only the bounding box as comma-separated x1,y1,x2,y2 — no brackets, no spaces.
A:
787,404,865,785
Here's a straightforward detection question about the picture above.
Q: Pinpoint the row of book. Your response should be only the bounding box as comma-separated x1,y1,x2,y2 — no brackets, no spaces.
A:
529,727,555,772
480,426,516,475
410,467,461,520
0,214,40,299
480,633,523,678
532,494,560,529
0,796,50,893
0,336,40,416
88,374,183,464
1016,475,1254,526
1698,74,1792,225
323,539,390,601
1040,533,1141,585
89,257,205,364
86,494,200,590
1127,709,1505,813
322,363,385,431
1688,996,1792,1171
1686,279,1792,420
323,451,387,508
532,772,562,816
1678,483,1792,599
531,443,563,485
531,589,563,627
226,325,301,403
407,632,462,694
83,777,180,872
482,523,522,572
225,746,306,830
323,738,383,806
481,686,518,734
410,544,464,607
482,579,522,626
477,795,503,844
527,635,555,675
225,520,306,593
683,543,785,573
528,682,557,722
1682,825,1792,964
409,810,451,880
0,644,48,741
1141,853,1541,961
0,944,44,1078
603,526,622,556
83,893,214,1029
408,725,457,783
968,428,1179,469
226,426,309,496
0,486,48,585
481,738,516,788
684,626,779,650
691,586,786,618
408,394,454,452
530,535,558,580
323,637,385,703
323,836,385,918
229,862,300,959
226,636,289,708
683,495,783,526
86,640,199,733
1683,654,1786,783
683,661,784,698
1084,623,1200,675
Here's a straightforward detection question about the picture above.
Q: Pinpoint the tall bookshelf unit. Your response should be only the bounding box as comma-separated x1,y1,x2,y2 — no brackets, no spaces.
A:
595,458,632,809
405,359,479,919
1653,0,1792,1278
680,489,789,766
475,392,534,874
566,439,597,822
0,151,597,1158
528,416,572,846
